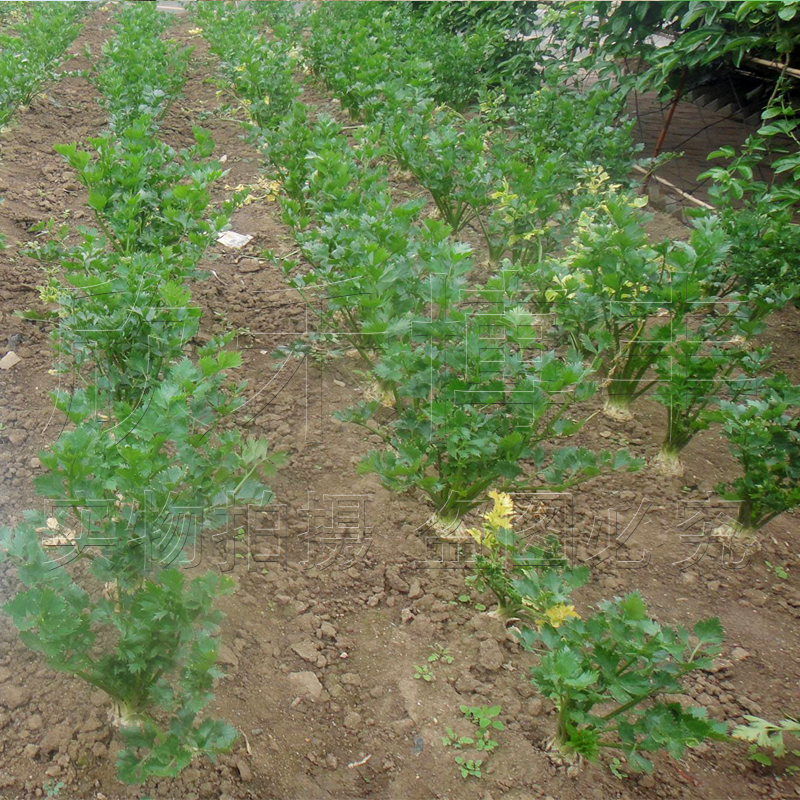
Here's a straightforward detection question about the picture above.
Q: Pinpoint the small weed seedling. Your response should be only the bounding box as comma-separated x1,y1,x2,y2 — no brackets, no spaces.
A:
609,757,628,780
442,727,474,749
413,664,434,682
454,756,482,779
765,561,789,580
461,705,504,753
428,644,454,665
44,780,64,798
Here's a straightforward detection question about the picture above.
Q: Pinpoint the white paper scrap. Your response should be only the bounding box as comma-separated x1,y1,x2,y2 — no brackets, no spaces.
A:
217,231,253,248
0,351,21,370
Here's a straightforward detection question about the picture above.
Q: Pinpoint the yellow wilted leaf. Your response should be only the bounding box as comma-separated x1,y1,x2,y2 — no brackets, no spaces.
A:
535,603,580,629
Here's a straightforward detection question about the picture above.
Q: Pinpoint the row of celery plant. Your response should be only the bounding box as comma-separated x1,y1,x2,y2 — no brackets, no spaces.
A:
89,0,192,133
304,2,640,263
301,1,800,537
195,3,642,534
0,1,90,251
224,5,734,773
0,1,89,128
465,490,727,772
1,3,281,786
214,2,800,541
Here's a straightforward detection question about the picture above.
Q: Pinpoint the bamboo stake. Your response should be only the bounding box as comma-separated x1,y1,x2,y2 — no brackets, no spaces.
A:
634,165,715,210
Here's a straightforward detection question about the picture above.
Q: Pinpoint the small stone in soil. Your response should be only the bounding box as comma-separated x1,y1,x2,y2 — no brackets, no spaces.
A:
236,758,253,782
291,639,320,664
730,647,750,662
1,685,29,709
527,698,544,717
344,711,362,729
288,671,323,701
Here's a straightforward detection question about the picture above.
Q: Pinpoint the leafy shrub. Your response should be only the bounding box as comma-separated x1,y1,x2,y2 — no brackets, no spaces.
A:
51,246,201,401
289,210,459,369
195,1,300,130
707,377,800,536
517,593,727,772
650,278,794,475
305,3,436,118
466,490,589,621
54,118,231,261
538,184,728,418
250,1,311,42
548,2,800,101
1,347,283,782
699,106,800,290
383,100,494,232
27,118,237,401
652,334,770,475
338,284,639,527
0,2,87,127
413,0,542,77
94,1,191,131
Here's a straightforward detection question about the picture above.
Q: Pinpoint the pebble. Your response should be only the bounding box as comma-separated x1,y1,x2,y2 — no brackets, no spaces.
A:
291,639,320,664
730,647,750,662
343,711,361,729
236,758,253,782
288,671,323,701
392,718,414,735
386,566,409,593
527,698,544,717
318,622,337,640
26,714,42,731
7,429,27,446
217,641,239,666
0,685,29,710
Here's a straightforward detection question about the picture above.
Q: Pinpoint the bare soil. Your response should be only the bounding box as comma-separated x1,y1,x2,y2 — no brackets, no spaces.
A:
1,10,799,800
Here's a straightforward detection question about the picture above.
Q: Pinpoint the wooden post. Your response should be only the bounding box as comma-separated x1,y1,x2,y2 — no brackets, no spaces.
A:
644,68,688,188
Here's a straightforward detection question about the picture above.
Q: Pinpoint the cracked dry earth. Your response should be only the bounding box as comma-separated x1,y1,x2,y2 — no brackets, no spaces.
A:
1,8,799,800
